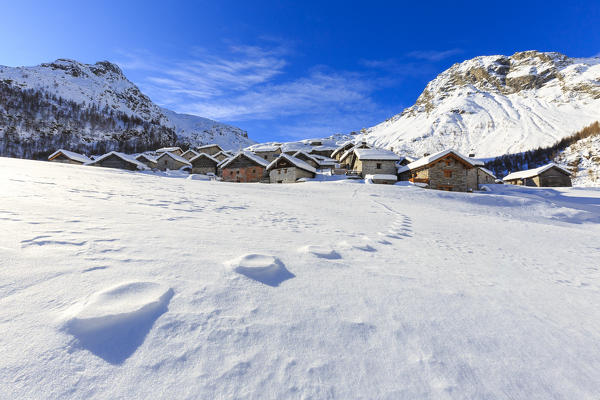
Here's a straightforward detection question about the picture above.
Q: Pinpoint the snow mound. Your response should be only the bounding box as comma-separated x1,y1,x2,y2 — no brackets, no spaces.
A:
228,254,295,287
298,245,342,260
62,282,173,364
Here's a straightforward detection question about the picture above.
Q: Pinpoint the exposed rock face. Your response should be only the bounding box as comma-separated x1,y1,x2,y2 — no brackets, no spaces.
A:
363,51,600,158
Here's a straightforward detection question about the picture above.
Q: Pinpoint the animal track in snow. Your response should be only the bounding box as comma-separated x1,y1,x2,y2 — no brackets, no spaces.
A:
298,245,342,260
21,235,87,248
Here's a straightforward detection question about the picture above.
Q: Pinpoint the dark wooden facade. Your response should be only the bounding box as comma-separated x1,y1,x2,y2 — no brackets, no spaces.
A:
221,154,266,183
190,154,218,175
93,154,139,171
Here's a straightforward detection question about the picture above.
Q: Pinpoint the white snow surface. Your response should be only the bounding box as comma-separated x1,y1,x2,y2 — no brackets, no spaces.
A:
362,51,600,158
1,157,600,399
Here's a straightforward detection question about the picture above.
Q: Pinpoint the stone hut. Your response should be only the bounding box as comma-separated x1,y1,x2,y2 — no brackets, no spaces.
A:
195,144,224,156
309,146,336,158
156,147,183,156
47,149,91,165
251,145,282,162
213,150,233,162
88,151,147,171
135,154,158,169
156,152,192,171
220,152,269,183
310,154,337,170
331,142,355,162
189,153,219,175
266,154,316,183
477,167,497,185
503,163,572,187
397,149,485,192
291,151,320,169
338,142,371,169
181,149,200,161
351,148,400,177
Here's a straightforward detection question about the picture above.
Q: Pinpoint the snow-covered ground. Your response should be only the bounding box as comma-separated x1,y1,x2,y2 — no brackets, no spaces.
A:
1,157,600,399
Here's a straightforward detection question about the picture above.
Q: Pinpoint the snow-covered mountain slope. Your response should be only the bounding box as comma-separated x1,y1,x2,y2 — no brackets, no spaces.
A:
556,133,600,186
363,51,600,158
0,59,252,157
2,157,600,398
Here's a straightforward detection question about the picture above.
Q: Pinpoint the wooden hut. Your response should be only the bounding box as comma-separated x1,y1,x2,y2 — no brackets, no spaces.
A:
135,154,158,169
503,163,572,187
47,149,91,165
88,151,147,171
397,149,485,192
213,150,233,162
220,152,269,183
266,154,316,183
189,153,219,175
156,152,192,171
156,147,183,156
195,144,224,156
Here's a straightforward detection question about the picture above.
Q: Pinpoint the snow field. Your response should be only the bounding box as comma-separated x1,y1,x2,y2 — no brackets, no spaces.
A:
1,157,600,399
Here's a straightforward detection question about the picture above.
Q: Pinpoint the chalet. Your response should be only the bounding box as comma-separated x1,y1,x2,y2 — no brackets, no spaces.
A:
397,149,485,192
156,152,192,171
331,142,355,162
156,147,183,156
266,154,316,183
350,148,400,177
503,163,572,187
135,154,158,169
88,151,147,171
213,150,233,162
220,151,269,183
181,149,200,161
251,145,282,162
48,149,91,165
189,153,219,175
338,142,372,169
291,151,320,169
195,144,224,156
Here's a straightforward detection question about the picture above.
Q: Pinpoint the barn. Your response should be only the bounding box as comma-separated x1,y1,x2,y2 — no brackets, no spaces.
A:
156,152,192,171
503,163,572,187
266,154,317,183
220,152,269,183
88,152,147,171
47,149,91,165
189,153,219,175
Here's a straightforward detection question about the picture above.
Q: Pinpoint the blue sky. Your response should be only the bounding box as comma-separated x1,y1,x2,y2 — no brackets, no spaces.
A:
2,1,599,142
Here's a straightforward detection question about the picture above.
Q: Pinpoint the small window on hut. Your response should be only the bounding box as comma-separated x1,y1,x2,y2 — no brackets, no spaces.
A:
445,159,452,166
252,169,256,173
376,163,382,169
444,170,452,178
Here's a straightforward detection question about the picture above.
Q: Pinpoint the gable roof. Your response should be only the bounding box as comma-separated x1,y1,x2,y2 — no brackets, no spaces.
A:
401,149,484,172
266,154,317,173
135,154,157,163
292,151,320,163
214,150,233,158
331,141,355,158
182,149,200,158
196,144,224,152
503,163,572,181
157,151,192,166
354,148,401,161
87,151,147,170
189,152,219,164
48,149,91,163
220,151,270,169
478,167,497,179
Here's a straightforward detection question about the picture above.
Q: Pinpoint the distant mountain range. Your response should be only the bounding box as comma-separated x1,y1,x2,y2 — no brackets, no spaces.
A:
0,59,253,158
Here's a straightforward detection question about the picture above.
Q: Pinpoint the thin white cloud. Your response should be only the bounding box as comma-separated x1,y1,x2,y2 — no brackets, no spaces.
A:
406,48,463,61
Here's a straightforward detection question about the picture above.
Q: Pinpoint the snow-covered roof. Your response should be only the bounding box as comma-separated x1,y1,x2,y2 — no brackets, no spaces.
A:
189,153,219,164
157,151,192,166
87,151,147,170
310,145,337,151
214,150,233,157
503,163,572,181
182,149,199,158
220,151,270,169
354,148,401,161
292,151,320,164
156,147,182,153
402,149,485,171
135,154,157,163
48,149,91,163
365,174,398,181
478,167,497,178
267,154,317,173
196,144,223,151
331,141,354,157
248,143,281,152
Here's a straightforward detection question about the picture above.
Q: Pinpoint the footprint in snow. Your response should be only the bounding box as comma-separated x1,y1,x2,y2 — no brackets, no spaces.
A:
298,245,342,260
227,254,295,287
61,281,173,364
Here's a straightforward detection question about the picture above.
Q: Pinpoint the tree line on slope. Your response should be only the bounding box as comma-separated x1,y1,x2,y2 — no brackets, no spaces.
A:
485,121,600,177
0,80,176,159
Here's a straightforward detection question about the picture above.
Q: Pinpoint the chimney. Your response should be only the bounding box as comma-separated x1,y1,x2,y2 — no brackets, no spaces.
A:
469,153,475,158
423,152,430,157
